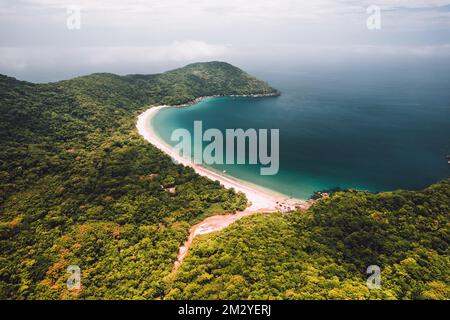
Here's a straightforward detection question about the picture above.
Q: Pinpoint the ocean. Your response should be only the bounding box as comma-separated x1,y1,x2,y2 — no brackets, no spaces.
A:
151,61,450,199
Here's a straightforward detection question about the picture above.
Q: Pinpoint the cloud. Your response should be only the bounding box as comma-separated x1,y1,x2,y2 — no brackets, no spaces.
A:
1,1,450,81
0,40,229,72
9,0,450,15
86,41,230,65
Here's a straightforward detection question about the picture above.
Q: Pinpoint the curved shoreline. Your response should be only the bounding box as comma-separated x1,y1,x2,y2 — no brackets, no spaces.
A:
136,96,314,271
136,97,311,212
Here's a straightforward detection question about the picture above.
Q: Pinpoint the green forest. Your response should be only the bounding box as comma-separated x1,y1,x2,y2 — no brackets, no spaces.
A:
169,181,449,299
0,62,448,300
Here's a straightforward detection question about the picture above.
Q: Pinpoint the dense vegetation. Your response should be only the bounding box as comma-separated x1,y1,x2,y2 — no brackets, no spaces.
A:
0,62,275,299
0,61,448,300
169,180,449,299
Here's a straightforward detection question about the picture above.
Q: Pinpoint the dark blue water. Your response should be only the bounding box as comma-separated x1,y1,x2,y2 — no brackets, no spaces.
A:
152,62,450,199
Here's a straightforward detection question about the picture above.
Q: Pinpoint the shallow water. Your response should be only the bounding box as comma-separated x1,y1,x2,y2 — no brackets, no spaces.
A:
152,63,450,199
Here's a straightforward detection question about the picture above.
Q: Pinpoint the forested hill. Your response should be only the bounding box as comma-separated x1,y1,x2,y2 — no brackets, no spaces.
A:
61,60,279,105
0,62,276,299
0,62,448,300
0,61,277,203
169,180,450,300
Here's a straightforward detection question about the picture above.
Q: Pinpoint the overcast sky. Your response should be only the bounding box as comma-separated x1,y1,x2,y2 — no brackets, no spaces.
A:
1,0,450,81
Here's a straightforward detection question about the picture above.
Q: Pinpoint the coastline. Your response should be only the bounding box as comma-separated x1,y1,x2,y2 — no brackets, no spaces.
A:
136,95,312,213
136,95,313,271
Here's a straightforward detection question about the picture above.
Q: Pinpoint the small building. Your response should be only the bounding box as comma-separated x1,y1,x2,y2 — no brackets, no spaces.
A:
166,187,176,194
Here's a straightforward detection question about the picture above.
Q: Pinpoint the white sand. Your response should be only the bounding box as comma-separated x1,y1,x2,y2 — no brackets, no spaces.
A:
137,105,309,212
136,104,314,271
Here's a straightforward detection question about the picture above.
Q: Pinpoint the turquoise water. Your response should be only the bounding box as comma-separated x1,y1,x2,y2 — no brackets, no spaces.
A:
152,63,450,199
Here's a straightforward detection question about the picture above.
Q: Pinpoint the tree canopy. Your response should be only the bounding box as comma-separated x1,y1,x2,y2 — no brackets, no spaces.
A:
0,62,447,300
0,62,270,299
169,180,449,300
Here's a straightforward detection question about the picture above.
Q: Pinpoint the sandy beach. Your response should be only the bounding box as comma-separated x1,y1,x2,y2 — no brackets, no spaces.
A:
137,104,310,212
137,102,314,270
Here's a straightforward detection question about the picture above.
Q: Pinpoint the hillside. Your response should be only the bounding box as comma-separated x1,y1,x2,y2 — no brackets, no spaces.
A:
0,62,448,300
0,62,275,299
168,180,450,300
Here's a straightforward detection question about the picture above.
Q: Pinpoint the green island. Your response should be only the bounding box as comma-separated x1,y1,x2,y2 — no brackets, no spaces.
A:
0,62,448,300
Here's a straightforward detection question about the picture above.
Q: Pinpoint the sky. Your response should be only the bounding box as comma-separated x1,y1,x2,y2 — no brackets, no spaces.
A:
1,0,450,82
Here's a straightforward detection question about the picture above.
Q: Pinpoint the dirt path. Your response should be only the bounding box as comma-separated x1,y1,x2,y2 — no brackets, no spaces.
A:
172,200,314,272
172,208,269,271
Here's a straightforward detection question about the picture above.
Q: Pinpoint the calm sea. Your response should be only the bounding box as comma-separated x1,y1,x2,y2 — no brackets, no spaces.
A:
152,62,450,199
